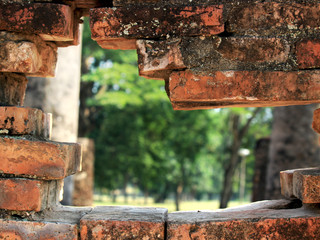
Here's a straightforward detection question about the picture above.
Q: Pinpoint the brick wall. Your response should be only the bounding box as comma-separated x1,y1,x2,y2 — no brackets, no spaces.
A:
1,0,320,239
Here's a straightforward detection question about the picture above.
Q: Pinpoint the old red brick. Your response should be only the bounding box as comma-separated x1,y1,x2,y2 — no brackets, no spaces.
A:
90,5,223,49
227,2,320,35
0,178,62,211
0,3,74,42
0,219,77,239
168,207,320,239
0,137,81,179
293,168,320,203
280,169,296,199
0,73,28,106
137,37,291,79
296,39,320,69
312,108,320,134
169,70,320,110
0,107,51,138
80,206,167,239
97,38,137,50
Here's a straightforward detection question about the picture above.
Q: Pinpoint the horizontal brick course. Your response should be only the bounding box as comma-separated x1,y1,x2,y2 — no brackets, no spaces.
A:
227,2,320,35
0,219,78,239
90,5,223,49
169,70,320,110
137,37,292,79
0,107,51,138
0,178,62,212
0,137,81,179
168,208,320,239
80,206,167,240
0,3,74,42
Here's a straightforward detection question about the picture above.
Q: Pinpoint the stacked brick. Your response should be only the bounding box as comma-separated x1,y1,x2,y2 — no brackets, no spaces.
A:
90,0,320,110
1,0,320,239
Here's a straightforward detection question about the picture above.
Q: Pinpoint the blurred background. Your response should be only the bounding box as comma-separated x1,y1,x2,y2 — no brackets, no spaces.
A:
25,18,320,212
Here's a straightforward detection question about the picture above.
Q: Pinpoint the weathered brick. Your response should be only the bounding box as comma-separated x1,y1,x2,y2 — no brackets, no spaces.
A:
0,178,62,211
0,3,74,42
97,38,137,50
280,169,296,199
296,39,320,69
90,6,223,49
0,73,28,106
0,107,51,138
169,70,320,110
0,219,77,239
168,207,320,239
80,206,167,240
137,37,291,79
312,108,320,134
227,2,320,35
293,168,320,204
0,31,58,76
0,136,81,179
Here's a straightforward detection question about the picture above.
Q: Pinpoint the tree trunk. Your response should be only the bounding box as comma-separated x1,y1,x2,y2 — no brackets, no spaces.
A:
252,138,270,202
175,183,183,211
266,105,320,199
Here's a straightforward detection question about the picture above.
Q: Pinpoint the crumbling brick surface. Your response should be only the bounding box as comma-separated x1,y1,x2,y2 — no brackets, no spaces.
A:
0,72,28,106
168,208,320,239
0,137,81,179
296,39,320,69
0,178,62,212
0,219,78,240
0,2,74,42
0,107,50,138
80,206,167,240
90,5,223,49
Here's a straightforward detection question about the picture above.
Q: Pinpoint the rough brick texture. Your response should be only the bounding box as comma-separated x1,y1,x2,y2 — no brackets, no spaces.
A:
80,206,167,240
312,108,320,134
0,178,62,211
90,5,223,49
227,2,320,35
0,107,51,138
0,137,81,179
297,39,320,69
0,3,74,42
280,169,296,199
0,73,28,106
293,169,320,204
168,207,320,239
0,219,78,240
137,37,293,79
0,31,57,77
169,70,320,110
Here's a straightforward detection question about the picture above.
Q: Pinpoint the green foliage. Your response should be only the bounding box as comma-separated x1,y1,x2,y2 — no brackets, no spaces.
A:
80,17,272,205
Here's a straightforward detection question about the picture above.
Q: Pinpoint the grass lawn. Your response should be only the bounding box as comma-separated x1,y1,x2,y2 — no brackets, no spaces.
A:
94,195,250,212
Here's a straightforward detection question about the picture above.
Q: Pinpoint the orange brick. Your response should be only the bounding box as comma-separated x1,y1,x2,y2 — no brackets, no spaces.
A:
169,70,320,110
297,39,320,69
0,137,81,179
0,178,61,211
0,219,77,239
0,31,57,77
0,107,51,138
90,5,223,49
280,169,296,199
0,73,28,106
80,206,167,240
0,3,74,42
227,2,320,35
293,168,320,204
312,108,320,134
168,207,320,239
